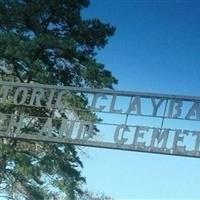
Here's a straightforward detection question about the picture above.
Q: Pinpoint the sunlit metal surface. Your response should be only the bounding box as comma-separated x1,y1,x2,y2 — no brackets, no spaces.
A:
1,81,200,158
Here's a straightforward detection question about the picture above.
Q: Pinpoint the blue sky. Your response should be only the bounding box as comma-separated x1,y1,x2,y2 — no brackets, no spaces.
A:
80,0,200,199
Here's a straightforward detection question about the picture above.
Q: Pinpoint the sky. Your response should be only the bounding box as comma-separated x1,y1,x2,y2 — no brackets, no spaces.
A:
80,0,200,199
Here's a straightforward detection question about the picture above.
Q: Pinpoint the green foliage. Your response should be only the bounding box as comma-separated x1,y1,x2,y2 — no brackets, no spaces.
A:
0,0,117,199
77,190,115,200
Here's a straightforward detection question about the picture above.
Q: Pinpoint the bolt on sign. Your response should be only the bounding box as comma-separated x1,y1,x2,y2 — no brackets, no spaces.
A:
1,81,200,158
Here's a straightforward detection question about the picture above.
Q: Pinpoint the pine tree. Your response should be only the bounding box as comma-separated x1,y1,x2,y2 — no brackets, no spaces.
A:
0,1,117,199
78,190,115,200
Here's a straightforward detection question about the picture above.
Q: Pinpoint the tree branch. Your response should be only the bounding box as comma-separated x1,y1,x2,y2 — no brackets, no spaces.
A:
12,63,24,82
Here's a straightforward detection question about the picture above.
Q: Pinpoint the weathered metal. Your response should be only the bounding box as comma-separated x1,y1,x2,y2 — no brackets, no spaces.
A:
1,81,200,158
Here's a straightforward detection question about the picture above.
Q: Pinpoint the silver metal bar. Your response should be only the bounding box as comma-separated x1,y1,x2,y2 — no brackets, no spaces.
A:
0,132,199,159
160,99,168,130
1,112,198,131
1,81,200,102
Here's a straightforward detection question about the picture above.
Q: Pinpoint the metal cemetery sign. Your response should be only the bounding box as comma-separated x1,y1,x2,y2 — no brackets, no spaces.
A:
1,81,200,158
